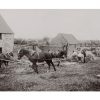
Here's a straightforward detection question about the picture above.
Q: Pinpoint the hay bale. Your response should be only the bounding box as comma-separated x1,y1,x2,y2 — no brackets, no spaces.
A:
85,52,95,62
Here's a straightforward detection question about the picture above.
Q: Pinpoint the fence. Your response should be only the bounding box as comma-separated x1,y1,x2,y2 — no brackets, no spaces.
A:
79,43,100,48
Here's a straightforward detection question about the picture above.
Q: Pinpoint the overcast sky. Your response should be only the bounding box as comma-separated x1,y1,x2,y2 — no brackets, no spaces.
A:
0,9,100,40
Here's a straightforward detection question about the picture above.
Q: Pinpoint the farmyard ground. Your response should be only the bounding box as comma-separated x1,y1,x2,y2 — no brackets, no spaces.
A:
0,56,100,91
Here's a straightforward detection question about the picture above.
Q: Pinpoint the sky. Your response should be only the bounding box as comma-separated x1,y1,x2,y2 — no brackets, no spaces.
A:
0,9,100,40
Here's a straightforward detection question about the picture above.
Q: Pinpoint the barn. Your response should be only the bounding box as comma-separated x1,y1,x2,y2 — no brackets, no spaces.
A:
0,14,14,53
51,33,79,56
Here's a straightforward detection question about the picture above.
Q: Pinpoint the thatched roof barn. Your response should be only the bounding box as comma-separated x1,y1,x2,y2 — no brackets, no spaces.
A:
51,33,79,56
51,33,79,46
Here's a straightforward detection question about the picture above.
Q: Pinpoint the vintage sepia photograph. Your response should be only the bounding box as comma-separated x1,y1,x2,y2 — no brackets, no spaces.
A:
0,9,100,91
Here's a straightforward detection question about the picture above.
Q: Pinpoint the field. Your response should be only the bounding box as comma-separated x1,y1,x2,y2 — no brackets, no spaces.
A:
0,46,100,91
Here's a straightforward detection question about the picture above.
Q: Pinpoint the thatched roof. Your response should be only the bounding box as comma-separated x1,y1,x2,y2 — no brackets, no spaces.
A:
51,33,79,46
0,14,13,34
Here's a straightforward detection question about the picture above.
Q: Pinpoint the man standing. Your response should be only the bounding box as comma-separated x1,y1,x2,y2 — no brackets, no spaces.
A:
81,49,86,63
63,43,69,58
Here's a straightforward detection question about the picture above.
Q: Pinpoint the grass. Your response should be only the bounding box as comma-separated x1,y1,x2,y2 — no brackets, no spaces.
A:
0,45,100,91
0,63,100,91
1,60,100,91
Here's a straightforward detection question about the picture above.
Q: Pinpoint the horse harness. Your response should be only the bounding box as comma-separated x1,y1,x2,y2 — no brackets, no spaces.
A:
31,51,40,60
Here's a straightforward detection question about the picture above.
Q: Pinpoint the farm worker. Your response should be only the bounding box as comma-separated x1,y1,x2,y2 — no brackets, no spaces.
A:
81,49,86,63
62,44,69,57
29,49,36,56
28,45,36,56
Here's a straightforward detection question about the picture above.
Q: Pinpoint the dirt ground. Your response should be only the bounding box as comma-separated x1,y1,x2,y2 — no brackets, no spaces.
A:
0,57,100,91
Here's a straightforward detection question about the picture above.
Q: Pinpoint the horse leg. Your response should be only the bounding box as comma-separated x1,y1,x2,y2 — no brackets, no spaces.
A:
34,64,38,74
32,63,39,74
57,59,60,66
45,60,51,72
50,60,56,71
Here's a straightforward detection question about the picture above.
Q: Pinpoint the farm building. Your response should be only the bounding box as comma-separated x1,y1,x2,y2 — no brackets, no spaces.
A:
0,14,14,53
50,33,79,56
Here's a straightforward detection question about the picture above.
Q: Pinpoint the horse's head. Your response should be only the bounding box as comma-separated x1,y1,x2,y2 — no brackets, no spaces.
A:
18,49,29,60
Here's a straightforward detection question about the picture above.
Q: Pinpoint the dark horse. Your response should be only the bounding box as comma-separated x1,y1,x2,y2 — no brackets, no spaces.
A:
18,49,67,74
18,49,56,74
50,50,67,66
0,52,14,68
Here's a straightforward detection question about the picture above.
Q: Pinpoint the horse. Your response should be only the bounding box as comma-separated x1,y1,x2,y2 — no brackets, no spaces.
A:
0,52,14,68
50,50,67,58
18,49,57,74
49,50,67,66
